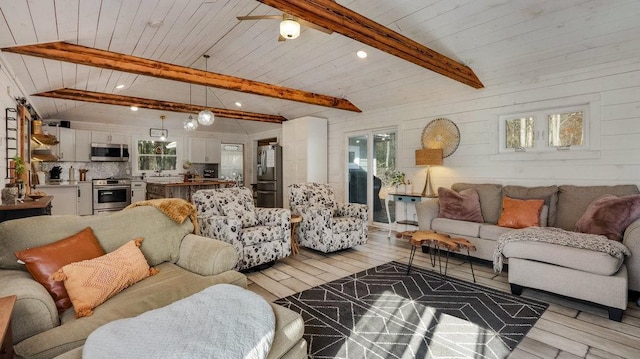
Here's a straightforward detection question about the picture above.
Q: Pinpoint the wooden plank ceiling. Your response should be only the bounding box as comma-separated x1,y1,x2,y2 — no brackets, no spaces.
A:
0,1,639,134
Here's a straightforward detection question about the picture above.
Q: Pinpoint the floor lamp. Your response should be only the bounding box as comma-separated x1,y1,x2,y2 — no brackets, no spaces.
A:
415,149,443,197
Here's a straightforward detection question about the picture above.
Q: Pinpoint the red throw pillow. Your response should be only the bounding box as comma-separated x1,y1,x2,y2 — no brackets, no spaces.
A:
575,194,640,241
14,227,105,312
498,197,545,229
438,187,484,223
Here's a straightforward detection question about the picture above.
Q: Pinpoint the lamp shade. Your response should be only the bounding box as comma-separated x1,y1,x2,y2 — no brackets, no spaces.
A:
415,148,443,166
183,115,198,131
280,19,300,39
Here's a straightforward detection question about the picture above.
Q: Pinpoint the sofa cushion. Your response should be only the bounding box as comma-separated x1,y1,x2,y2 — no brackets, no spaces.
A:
503,185,559,226
431,218,481,237
501,241,624,276
14,227,105,312
479,224,514,241
438,187,484,223
498,197,545,229
555,185,639,231
575,194,640,241
0,207,194,271
451,183,503,224
52,238,156,318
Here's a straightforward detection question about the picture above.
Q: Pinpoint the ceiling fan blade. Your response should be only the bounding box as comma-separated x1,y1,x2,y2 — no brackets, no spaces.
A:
297,19,333,34
236,15,283,21
278,34,286,42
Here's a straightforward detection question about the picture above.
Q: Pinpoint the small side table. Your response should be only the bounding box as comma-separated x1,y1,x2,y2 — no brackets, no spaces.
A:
406,231,477,282
0,295,16,359
290,215,302,255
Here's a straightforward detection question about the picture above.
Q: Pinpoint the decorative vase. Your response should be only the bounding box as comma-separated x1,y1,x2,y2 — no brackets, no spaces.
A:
16,180,25,199
1,186,19,205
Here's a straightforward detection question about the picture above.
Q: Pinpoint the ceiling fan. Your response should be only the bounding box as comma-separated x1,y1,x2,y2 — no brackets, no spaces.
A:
236,13,333,41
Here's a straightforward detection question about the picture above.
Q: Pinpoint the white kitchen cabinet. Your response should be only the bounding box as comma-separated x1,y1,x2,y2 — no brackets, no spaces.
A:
92,131,129,145
75,129,92,162
77,182,93,215
40,186,78,215
55,127,75,161
189,138,221,164
131,180,146,203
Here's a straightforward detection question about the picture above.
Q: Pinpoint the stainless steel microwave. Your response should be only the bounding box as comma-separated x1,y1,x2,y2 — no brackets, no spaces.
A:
90,143,129,162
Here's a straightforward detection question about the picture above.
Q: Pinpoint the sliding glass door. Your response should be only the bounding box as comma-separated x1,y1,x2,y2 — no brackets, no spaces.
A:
346,129,397,224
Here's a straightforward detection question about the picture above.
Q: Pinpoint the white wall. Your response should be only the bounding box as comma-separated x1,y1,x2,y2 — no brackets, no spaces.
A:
0,55,33,189
328,59,640,201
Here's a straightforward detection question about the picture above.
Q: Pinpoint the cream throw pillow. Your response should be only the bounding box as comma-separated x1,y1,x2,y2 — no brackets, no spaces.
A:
52,238,158,318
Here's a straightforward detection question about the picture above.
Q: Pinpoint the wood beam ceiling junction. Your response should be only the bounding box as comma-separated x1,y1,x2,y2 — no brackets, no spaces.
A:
258,0,484,89
33,88,287,124
2,41,361,113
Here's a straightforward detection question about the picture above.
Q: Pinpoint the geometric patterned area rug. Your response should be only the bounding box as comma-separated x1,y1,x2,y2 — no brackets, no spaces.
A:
275,261,548,359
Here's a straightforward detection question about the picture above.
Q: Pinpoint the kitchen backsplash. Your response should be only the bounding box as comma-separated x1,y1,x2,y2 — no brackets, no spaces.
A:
40,161,130,181
38,162,210,181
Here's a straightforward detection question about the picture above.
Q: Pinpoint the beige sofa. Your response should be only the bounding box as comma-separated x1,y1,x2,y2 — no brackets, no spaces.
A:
0,206,306,359
415,183,640,321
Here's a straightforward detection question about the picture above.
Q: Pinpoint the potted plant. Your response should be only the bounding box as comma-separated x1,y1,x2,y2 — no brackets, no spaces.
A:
12,155,26,198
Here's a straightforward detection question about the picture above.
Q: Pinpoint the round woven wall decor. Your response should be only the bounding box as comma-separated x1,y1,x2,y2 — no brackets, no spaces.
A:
421,118,460,158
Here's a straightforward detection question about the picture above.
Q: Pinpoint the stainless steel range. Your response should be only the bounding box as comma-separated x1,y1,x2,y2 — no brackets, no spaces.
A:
92,178,132,215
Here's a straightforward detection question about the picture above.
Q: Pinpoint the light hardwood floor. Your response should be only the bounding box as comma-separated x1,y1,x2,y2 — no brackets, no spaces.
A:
246,227,640,359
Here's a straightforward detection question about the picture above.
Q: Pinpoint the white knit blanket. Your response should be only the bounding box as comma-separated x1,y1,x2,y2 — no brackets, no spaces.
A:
493,227,631,272
83,284,275,359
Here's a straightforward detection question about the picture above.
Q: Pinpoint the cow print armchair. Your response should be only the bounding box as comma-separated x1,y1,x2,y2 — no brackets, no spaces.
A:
288,183,368,253
192,187,291,270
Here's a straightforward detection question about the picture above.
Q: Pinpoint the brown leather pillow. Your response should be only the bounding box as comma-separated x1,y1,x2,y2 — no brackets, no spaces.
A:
498,197,544,229
14,227,105,312
438,187,484,223
575,194,640,241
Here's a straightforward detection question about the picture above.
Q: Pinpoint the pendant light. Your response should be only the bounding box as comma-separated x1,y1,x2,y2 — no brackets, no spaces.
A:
183,83,198,131
197,54,215,126
159,115,167,141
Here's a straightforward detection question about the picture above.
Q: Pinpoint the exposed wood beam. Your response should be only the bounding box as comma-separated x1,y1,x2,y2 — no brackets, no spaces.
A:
33,88,287,124
258,0,484,89
3,41,361,112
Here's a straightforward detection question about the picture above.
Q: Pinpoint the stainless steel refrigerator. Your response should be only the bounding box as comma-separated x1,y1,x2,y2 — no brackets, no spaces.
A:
256,144,283,208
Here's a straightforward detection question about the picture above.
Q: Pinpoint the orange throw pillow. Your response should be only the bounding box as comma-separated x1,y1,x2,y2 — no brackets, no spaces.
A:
14,227,105,312
51,238,158,318
498,197,545,229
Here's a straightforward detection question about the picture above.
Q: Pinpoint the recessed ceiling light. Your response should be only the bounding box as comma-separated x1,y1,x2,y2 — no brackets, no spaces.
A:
148,20,163,28
115,84,125,89
130,106,139,111
356,50,368,59
235,102,242,107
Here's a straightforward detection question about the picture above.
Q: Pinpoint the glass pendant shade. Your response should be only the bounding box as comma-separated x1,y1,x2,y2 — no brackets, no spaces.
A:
198,110,215,126
280,19,300,39
183,115,198,131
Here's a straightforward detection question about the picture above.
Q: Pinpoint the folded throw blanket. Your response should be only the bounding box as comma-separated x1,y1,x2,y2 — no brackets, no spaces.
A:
125,198,198,234
494,227,631,272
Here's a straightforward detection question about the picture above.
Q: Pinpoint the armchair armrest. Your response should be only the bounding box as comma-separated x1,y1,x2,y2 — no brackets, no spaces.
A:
255,207,291,227
0,270,58,343
415,200,440,231
176,234,239,276
336,203,367,221
197,215,242,244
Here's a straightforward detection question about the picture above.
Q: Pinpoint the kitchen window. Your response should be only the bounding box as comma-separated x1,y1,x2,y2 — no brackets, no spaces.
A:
135,140,179,174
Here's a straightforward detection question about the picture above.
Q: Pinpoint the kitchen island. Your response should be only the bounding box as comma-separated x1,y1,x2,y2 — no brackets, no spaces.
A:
146,180,236,201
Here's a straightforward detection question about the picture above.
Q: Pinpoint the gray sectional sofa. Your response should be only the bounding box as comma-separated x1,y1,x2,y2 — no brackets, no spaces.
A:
0,206,306,359
415,183,640,321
